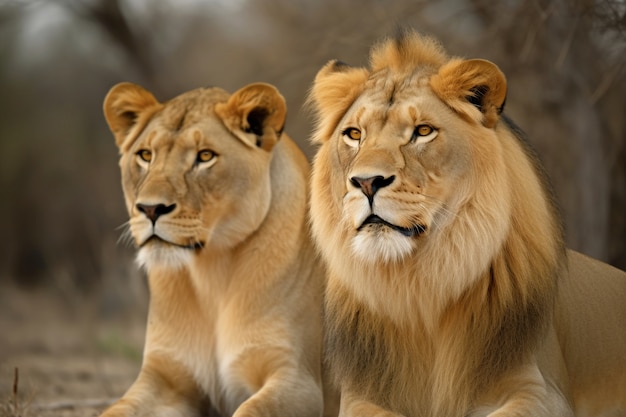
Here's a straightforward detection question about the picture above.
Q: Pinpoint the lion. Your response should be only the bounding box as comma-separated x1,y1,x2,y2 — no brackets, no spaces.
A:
307,30,626,417
102,81,330,417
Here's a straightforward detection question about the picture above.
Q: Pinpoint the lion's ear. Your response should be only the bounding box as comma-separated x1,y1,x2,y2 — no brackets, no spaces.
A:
214,83,286,152
430,58,506,128
307,60,370,143
103,82,161,149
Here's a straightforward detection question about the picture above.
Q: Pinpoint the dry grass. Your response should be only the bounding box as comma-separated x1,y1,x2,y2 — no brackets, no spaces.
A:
0,284,144,417
0,368,33,417
0,363,122,417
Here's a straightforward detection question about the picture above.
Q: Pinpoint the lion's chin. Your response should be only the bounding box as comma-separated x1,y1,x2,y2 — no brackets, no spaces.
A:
136,237,199,271
351,227,415,264
140,235,205,251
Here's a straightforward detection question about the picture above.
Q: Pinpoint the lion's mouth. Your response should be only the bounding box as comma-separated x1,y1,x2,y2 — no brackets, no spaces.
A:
358,214,426,237
141,235,204,250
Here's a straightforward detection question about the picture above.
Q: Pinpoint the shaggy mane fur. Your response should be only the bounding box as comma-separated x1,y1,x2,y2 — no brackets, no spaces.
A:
370,29,448,73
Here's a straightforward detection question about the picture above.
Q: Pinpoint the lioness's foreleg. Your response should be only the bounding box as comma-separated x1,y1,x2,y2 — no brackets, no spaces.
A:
100,353,205,417
226,347,324,417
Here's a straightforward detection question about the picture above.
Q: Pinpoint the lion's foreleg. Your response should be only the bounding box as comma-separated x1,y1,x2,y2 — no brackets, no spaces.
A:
470,364,574,417
337,390,405,417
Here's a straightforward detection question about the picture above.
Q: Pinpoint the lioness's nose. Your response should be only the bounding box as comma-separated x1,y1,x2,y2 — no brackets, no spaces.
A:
350,175,395,202
136,203,176,224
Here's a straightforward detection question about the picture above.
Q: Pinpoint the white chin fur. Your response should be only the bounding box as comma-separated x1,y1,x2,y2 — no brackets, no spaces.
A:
136,245,192,272
351,229,414,264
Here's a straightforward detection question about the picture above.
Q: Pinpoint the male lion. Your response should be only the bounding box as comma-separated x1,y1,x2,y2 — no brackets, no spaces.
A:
307,31,626,417
102,82,328,417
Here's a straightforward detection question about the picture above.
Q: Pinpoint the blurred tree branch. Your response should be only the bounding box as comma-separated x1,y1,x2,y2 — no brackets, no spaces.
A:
62,0,155,83
591,0,626,35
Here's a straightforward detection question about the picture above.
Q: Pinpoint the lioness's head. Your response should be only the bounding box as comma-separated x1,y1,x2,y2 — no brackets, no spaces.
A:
308,31,512,272
104,82,286,270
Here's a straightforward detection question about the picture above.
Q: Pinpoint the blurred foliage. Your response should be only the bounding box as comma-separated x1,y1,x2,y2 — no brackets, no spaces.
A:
0,0,624,307
96,330,143,363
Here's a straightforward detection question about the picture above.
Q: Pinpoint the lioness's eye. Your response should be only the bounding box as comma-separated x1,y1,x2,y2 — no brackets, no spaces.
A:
137,149,152,162
197,150,215,163
415,125,433,136
342,128,362,141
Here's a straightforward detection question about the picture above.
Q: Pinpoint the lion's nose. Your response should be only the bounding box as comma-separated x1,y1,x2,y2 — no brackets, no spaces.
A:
350,175,395,203
136,203,176,224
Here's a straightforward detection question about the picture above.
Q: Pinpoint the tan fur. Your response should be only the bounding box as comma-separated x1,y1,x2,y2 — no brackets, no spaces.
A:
102,82,331,417
308,30,626,417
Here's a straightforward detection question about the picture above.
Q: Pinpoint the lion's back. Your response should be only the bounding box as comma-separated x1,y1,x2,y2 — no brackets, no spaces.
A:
554,251,626,413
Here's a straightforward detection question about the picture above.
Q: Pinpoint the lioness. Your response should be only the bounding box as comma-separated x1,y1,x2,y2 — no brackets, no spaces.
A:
307,30,626,416
102,82,327,417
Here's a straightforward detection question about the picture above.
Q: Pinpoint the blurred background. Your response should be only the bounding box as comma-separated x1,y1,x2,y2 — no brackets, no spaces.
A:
0,0,624,412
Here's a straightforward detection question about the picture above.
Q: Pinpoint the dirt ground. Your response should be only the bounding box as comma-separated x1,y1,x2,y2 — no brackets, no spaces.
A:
0,284,147,417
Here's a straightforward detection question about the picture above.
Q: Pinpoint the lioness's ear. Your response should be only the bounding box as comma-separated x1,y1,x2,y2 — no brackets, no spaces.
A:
430,58,506,128
214,83,286,152
307,60,370,143
103,82,162,149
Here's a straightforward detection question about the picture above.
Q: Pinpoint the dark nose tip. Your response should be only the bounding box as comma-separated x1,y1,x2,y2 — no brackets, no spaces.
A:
136,203,176,223
350,175,395,202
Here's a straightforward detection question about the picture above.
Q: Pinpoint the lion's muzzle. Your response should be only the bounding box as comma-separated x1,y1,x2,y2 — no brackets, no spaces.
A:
358,214,426,237
350,175,395,206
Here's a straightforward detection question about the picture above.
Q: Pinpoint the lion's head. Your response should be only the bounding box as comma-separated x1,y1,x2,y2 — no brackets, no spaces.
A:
308,31,563,321
103,82,288,271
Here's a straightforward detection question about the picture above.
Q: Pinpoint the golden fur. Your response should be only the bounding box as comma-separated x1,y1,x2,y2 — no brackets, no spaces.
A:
308,30,626,417
102,82,329,417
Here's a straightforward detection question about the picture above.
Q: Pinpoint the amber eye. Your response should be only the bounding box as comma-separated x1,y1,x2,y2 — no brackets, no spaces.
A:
343,128,362,141
197,150,215,163
415,125,433,136
137,149,152,162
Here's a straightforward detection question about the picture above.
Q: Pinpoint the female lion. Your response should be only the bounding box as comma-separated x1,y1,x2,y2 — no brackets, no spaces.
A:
102,82,331,417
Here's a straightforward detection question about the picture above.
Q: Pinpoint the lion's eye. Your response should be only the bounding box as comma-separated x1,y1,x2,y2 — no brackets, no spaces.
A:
197,150,216,164
411,124,438,144
416,125,433,136
137,149,152,163
342,127,362,148
343,128,361,140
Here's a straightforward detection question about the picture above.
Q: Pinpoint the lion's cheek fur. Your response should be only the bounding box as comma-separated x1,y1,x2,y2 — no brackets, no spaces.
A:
310,142,351,267
201,168,273,250
119,153,143,218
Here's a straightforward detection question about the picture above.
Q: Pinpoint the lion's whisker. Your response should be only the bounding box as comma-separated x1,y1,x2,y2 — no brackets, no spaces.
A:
116,221,135,247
